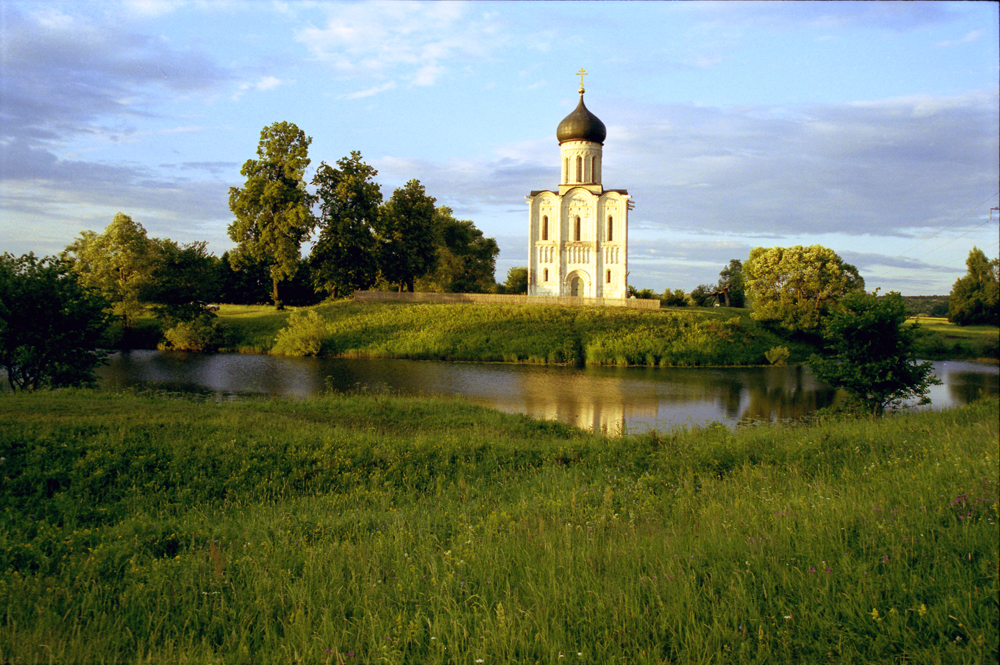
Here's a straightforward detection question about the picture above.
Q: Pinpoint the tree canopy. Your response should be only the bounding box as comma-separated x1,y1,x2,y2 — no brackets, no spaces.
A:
745,244,864,333
415,207,499,293
948,247,999,326
376,179,438,292
809,290,939,418
310,151,382,298
64,212,156,330
0,253,112,391
228,121,316,309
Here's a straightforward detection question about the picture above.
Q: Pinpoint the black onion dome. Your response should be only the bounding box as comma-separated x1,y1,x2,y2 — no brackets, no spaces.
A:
556,94,606,145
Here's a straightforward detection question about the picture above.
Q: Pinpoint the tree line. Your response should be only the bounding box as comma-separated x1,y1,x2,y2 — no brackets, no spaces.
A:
227,121,500,310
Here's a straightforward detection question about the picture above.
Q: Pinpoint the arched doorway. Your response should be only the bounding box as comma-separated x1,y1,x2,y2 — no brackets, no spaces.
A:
565,270,590,298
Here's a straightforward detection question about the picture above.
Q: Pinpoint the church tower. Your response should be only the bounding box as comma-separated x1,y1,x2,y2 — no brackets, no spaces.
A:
528,71,631,299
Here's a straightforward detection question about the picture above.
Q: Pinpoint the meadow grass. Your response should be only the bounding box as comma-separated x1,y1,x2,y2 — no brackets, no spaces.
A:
266,301,793,367
1,390,997,664
906,317,1000,361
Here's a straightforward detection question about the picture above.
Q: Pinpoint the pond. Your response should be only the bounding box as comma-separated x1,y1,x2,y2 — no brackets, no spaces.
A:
94,352,999,434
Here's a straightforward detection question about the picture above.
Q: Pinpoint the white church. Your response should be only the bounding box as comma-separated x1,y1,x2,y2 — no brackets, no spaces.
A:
527,73,632,299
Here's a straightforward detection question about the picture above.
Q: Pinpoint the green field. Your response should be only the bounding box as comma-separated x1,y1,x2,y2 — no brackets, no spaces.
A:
2,389,996,663
907,316,1000,360
217,301,805,366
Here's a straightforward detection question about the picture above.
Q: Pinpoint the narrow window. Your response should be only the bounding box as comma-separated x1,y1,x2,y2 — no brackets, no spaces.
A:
544,268,549,282
564,158,569,182
575,156,582,182
591,156,596,183
607,215,613,241
606,269,611,284
575,216,581,241
542,215,548,241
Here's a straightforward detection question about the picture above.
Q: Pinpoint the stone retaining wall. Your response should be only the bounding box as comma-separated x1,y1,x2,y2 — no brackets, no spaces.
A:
353,290,660,310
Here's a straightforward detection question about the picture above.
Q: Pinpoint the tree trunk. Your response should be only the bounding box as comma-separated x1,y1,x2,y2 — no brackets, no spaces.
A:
272,276,284,311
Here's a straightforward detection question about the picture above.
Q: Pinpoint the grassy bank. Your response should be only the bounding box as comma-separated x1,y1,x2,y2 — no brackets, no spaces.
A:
221,301,799,366
1,390,997,663
908,316,1000,361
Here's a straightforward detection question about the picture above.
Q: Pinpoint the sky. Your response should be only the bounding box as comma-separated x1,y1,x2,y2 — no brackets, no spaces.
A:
1,0,997,295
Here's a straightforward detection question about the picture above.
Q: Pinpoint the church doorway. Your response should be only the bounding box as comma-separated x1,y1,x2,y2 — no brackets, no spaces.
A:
565,270,589,298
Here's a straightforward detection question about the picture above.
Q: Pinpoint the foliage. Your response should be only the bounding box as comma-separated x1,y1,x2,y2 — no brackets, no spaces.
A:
158,313,224,353
228,121,316,310
717,258,745,307
660,288,689,307
0,390,996,663
901,295,949,318
310,151,382,298
0,253,112,390
500,266,528,295
146,239,220,322
64,212,156,329
745,245,865,333
415,207,499,293
948,246,999,326
376,179,438,292
809,291,940,418
272,309,328,356
216,251,272,305
765,345,790,366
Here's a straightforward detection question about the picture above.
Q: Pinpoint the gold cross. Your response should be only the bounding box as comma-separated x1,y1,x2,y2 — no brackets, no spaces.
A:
576,68,588,94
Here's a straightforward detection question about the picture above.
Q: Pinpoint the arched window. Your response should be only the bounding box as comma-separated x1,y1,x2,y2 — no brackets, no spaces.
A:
591,156,596,183
575,216,581,241
542,215,548,241
607,215,613,241
564,158,569,182
575,156,582,182
544,268,549,282
606,269,611,284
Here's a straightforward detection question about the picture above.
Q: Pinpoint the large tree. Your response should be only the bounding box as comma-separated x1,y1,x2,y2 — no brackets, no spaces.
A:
228,121,316,310
377,179,438,292
0,253,112,391
744,244,864,333
809,290,939,419
948,247,999,326
415,207,499,293
310,151,382,298
64,212,156,330
146,239,220,323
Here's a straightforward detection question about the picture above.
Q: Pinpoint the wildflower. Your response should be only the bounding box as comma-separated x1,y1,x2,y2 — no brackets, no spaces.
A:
918,603,927,617
476,660,485,663
871,608,881,622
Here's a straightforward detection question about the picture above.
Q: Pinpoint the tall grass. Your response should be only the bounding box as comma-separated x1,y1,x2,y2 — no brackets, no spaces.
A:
1,390,996,663
261,302,787,367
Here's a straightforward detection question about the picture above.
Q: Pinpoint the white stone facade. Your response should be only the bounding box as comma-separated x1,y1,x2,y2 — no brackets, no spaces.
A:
527,106,631,299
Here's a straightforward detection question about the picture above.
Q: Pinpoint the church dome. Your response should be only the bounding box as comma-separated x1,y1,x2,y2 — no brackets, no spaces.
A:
556,94,606,145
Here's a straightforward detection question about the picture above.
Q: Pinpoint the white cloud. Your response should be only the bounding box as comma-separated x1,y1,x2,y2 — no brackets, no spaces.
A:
231,76,292,100
936,29,983,48
343,81,398,100
295,1,507,86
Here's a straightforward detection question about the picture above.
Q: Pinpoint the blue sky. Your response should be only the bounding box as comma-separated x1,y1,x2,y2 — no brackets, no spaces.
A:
1,0,997,295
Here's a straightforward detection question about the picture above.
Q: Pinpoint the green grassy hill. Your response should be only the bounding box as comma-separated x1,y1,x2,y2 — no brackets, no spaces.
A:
224,301,797,367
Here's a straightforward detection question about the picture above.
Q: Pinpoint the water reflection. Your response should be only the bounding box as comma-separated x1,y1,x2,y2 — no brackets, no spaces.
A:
94,352,999,434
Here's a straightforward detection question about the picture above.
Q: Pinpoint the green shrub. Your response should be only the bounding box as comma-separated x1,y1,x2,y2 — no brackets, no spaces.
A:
273,309,328,356
158,314,222,352
765,346,790,365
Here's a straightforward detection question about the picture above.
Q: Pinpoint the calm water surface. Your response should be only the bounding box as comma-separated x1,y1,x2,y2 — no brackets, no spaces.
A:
96,352,999,434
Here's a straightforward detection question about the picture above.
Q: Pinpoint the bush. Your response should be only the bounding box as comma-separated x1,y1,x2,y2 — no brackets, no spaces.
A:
158,313,223,352
765,346,790,365
273,309,328,356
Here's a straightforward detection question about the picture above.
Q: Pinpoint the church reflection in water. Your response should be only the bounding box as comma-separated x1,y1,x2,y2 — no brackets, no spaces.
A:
95,352,998,434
